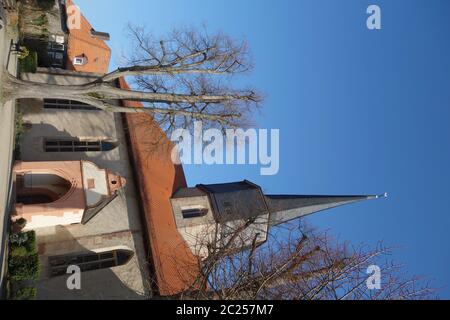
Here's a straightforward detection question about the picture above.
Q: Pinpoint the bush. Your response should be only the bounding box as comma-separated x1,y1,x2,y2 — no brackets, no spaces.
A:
24,231,37,255
10,246,28,258
12,287,37,300
18,47,30,60
19,51,38,73
10,232,28,246
9,253,40,281
8,231,40,281
11,231,37,252
14,112,25,161
11,231,37,251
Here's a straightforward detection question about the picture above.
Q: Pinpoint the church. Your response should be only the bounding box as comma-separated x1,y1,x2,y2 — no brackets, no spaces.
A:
11,0,385,299
171,180,385,257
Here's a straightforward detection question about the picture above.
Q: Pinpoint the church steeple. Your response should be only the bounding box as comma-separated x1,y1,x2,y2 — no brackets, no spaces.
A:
170,181,387,256
266,193,387,226
171,180,387,227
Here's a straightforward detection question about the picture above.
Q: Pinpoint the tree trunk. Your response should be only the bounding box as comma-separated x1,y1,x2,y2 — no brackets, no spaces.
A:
2,71,97,100
1,71,241,121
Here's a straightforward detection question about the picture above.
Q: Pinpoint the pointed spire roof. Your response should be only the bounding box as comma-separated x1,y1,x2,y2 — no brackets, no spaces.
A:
267,193,387,226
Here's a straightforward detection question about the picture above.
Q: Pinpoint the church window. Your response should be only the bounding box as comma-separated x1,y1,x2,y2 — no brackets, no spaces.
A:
43,99,99,111
44,139,118,152
48,249,134,277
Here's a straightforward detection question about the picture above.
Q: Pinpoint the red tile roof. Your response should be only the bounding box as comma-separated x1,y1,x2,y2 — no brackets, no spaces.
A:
66,0,111,74
64,1,199,295
118,78,200,296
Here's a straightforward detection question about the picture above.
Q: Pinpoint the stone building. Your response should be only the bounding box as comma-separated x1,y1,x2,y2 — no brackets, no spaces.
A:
15,1,150,299
11,0,386,299
171,180,385,258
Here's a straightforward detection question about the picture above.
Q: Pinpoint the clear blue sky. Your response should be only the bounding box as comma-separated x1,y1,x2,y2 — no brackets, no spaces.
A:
77,0,450,297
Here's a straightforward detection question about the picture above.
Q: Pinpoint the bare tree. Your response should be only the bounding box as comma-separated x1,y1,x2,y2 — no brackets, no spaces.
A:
2,25,261,135
166,221,435,300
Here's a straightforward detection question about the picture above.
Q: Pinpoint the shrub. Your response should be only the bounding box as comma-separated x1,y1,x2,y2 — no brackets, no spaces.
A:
14,112,25,161
18,47,30,60
9,253,40,281
19,51,38,73
10,232,28,246
8,231,40,281
12,287,37,300
24,231,37,255
10,246,28,258
11,231,37,254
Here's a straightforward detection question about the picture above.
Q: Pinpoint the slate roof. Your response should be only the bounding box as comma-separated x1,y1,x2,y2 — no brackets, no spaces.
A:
197,180,270,223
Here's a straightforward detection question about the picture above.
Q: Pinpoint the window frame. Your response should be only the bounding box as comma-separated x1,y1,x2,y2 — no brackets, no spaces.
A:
182,208,209,219
73,56,86,66
43,99,99,111
44,139,117,153
48,249,134,277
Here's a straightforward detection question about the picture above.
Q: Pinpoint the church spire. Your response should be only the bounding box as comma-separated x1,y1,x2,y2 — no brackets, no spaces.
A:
266,193,387,226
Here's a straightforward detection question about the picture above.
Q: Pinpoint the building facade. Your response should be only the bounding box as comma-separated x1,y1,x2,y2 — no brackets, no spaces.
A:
10,0,387,299
14,1,151,299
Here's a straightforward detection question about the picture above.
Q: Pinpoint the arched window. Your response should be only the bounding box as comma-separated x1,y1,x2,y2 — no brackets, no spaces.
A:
16,173,72,205
101,141,118,152
44,139,118,153
43,99,99,111
48,249,134,277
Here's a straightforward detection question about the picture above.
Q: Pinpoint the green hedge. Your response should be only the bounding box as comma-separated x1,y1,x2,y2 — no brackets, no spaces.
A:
10,246,28,258
14,112,25,160
8,231,40,282
19,51,38,73
11,287,37,300
10,231,37,255
9,253,40,281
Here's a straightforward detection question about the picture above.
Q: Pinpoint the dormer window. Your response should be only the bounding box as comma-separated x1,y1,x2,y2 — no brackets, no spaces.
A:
74,55,87,66
90,28,111,41
182,208,208,219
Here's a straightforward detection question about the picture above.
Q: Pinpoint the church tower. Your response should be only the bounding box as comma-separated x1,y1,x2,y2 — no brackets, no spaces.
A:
170,180,386,256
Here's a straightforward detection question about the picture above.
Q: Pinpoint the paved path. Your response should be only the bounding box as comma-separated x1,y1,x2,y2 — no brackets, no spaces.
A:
0,10,18,297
